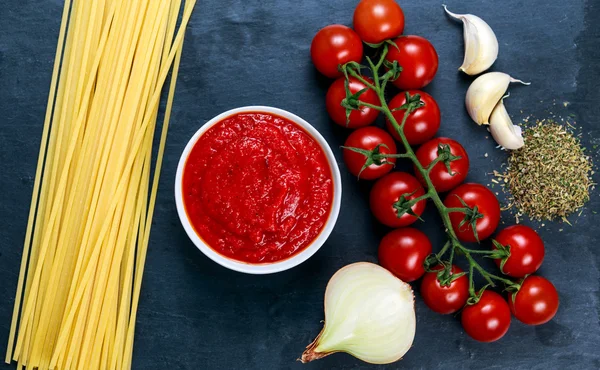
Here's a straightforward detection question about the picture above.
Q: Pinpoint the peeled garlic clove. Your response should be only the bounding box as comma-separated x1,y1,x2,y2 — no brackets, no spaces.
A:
301,263,416,365
465,72,529,125
443,5,499,75
489,95,524,150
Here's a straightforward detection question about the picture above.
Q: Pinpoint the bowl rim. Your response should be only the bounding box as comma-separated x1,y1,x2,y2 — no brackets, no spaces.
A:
174,106,342,274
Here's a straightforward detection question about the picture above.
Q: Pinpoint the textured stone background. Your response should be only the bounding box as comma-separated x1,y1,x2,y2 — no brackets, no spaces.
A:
1,0,599,369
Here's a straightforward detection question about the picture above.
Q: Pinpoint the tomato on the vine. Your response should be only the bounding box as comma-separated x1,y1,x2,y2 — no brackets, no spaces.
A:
386,90,440,145
378,228,432,282
493,225,545,278
370,172,426,228
343,127,396,180
421,264,469,314
353,0,405,45
444,183,500,242
461,290,511,342
385,35,438,90
310,24,363,78
326,77,379,128
415,137,469,193
509,276,559,325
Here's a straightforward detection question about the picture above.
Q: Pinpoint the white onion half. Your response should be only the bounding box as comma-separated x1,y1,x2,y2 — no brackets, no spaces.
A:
301,262,416,365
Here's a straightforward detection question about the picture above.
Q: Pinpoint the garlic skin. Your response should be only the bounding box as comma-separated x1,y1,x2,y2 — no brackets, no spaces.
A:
301,263,416,365
443,5,499,75
465,72,530,125
489,95,524,150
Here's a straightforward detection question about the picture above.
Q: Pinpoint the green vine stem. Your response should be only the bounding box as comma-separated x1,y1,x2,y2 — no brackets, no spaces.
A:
342,45,518,300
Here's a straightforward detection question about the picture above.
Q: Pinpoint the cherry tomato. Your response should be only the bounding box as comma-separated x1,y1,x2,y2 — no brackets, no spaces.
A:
370,172,426,228
385,35,439,90
493,225,545,278
343,127,397,180
444,183,500,243
310,25,363,78
461,291,511,342
386,90,440,145
509,276,559,325
421,264,469,314
326,77,379,128
415,137,469,193
353,0,405,45
378,228,432,282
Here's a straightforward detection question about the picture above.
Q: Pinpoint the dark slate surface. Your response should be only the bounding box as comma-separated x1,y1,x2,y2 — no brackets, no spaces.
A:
1,0,599,369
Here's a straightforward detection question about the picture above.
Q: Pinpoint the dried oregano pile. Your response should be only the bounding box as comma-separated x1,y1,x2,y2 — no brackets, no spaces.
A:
496,119,593,222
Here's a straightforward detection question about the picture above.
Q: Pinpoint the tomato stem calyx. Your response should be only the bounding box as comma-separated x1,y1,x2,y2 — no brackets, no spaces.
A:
385,39,400,52
489,239,512,273
339,61,366,78
341,80,370,126
452,196,484,243
437,143,462,176
382,59,402,82
398,92,425,116
392,191,427,220
436,263,467,287
341,143,395,179
466,285,492,305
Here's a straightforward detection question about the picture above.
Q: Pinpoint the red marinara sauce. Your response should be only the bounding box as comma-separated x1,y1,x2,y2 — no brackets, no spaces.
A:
182,112,334,264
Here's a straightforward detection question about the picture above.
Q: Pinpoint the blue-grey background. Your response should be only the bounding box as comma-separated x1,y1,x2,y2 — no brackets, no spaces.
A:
1,0,599,369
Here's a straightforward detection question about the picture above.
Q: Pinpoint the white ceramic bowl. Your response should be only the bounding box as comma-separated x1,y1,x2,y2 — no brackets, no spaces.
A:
175,106,342,274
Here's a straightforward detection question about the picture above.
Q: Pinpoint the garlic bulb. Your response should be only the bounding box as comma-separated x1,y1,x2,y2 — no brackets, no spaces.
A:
465,72,529,125
489,95,524,150
301,263,415,365
443,5,499,75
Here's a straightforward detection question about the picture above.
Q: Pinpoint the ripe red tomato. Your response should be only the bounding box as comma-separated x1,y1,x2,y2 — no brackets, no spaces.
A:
509,276,559,325
326,77,379,128
385,35,439,90
421,264,469,314
386,91,440,145
343,127,397,180
415,137,469,193
370,172,426,228
378,228,432,282
444,183,500,242
310,25,363,78
493,225,545,278
353,0,405,45
461,291,511,342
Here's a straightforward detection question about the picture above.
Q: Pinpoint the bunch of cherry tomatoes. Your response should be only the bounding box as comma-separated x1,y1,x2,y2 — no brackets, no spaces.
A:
311,0,559,343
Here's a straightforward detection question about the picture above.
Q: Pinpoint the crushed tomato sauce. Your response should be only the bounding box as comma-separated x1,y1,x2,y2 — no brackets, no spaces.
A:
182,112,334,264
